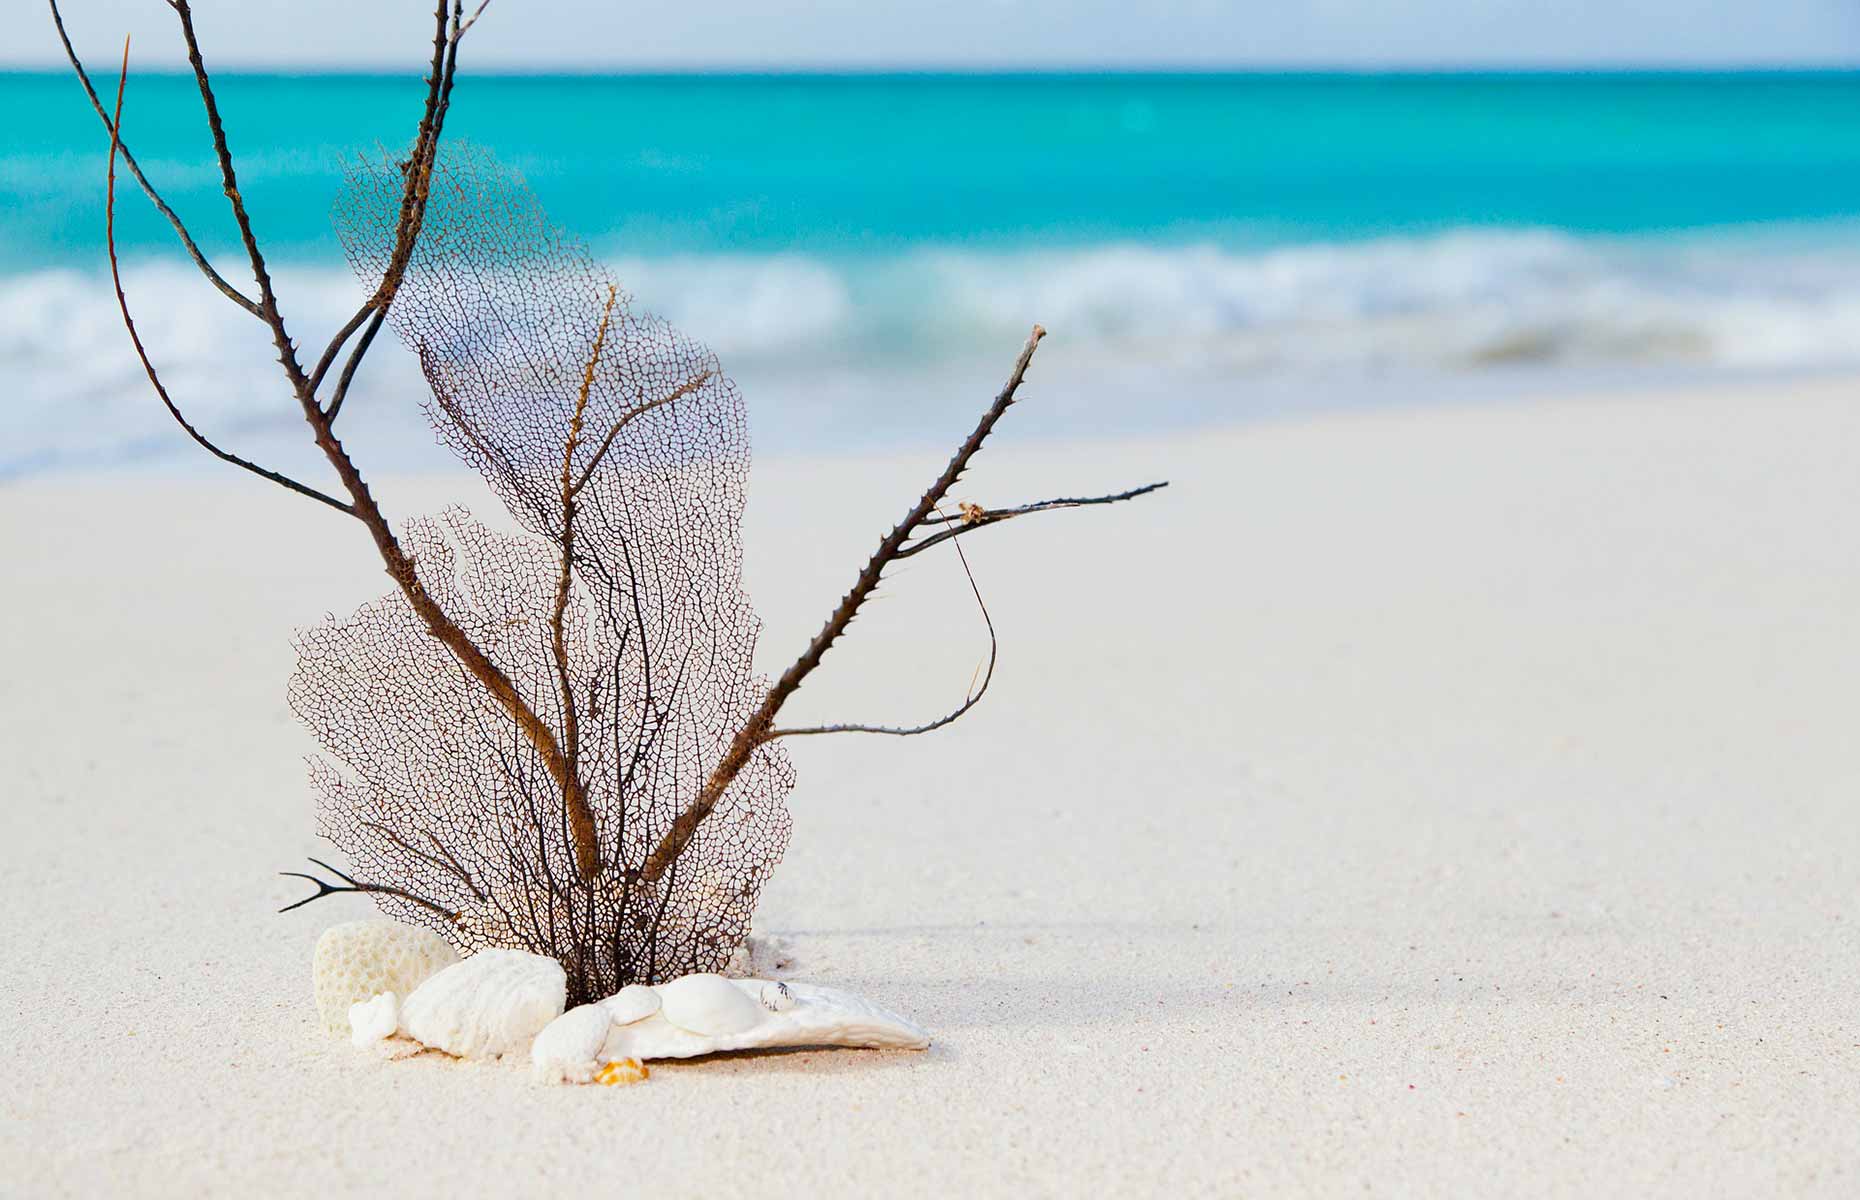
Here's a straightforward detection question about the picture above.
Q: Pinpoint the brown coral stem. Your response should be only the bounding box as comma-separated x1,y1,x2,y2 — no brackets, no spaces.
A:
156,2,589,870
550,285,621,879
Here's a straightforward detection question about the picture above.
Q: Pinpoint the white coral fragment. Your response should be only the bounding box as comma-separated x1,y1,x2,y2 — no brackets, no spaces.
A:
530,1004,615,1084
399,949,566,1059
349,992,399,1048
312,919,458,1034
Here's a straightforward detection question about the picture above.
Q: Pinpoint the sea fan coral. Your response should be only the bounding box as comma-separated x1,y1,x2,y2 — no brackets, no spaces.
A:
289,150,795,1003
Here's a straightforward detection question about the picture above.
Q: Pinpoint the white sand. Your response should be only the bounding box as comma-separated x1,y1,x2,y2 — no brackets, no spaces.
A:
4,377,1858,1196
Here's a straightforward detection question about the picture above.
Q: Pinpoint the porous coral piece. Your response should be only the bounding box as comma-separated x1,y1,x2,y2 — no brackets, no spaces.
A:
312,919,458,1034
398,948,566,1059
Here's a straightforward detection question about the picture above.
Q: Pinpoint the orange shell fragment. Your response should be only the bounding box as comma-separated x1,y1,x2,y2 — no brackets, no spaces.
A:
595,1057,649,1087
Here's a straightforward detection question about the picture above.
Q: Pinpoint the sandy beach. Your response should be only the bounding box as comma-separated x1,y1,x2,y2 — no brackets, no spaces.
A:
3,374,1857,1196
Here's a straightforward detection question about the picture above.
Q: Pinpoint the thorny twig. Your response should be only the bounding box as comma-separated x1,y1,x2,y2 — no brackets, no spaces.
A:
102,36,352,513
68,0,600,878
49,0,261,317
642,325,1159,881
309,0,477,408
763,509,998,740
160,0,593,878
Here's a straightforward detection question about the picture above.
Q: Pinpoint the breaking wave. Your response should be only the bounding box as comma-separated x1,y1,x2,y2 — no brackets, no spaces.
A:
9,224,1860,475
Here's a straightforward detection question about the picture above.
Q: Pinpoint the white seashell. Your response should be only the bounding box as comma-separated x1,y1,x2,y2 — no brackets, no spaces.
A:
600,984,661,1027
656,972,767,1037
760,981,794,1012
312,919,458,1034
349,991,399,1048
530,1004,615,1085
585,976,930,1070
399,949,566,1059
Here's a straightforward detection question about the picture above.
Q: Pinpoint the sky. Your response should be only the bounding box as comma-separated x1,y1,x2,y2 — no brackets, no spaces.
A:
13,0,1860,71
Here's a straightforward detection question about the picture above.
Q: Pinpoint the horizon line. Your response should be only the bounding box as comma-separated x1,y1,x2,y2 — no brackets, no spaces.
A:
3,61,1858,78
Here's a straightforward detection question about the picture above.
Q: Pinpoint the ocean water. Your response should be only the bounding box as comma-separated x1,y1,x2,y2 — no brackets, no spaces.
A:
4,70,1860,475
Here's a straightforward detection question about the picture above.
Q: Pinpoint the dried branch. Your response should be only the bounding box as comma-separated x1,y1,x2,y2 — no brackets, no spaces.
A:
899,481,1170,559
103,39,351,514
278,857,459,922
764,516,999,741
641,325,1049,882
47,0,261,318
309,0,463,397
169,0,307,396
322,307,385,423
455,0,494,39
141,2,595,883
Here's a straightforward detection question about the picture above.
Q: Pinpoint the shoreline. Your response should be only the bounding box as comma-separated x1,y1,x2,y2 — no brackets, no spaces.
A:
11,361,1860,489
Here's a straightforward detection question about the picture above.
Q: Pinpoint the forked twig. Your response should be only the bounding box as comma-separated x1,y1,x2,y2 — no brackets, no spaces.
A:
455,0,493,39
278,857,460,922
323,308,386,422
309,0,465,399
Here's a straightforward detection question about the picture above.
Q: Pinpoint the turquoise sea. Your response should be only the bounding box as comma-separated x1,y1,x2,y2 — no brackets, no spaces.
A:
4,70,1859,473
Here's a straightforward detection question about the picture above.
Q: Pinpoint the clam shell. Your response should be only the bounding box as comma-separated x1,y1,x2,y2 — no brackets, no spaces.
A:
594,977,931,1066
656,972,766,1036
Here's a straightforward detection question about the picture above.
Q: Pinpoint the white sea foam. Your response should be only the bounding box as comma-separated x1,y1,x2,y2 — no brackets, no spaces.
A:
7,226,1860,476
608,227,1860,373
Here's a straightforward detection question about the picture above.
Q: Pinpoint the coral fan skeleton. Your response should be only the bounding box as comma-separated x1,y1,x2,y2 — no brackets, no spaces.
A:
54,0,1165,1006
